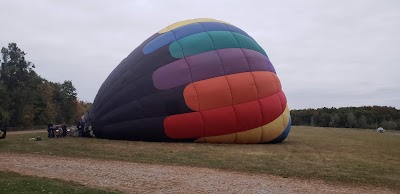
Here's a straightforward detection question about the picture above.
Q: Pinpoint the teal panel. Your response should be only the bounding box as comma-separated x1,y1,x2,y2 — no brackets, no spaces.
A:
232,33,267,56
175,32,214,58
169,41,184,58
208,31,240,50
169,31,267,58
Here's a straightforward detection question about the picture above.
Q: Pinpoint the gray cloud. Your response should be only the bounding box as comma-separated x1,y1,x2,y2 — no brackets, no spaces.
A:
0,0,399,109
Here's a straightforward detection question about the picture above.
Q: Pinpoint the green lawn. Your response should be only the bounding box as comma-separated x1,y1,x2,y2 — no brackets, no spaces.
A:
0,171,119,194
1,126,399,190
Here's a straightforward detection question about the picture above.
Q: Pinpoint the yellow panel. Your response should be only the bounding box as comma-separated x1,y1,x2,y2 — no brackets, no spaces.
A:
194,137,206,143
282,106,290,127
158,18,230,33
261,106,290,142
199,133,236,143
236,127,262,144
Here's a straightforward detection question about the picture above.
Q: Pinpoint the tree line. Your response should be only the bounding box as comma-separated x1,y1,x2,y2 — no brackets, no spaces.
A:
0,43,91,127
291,106,400,130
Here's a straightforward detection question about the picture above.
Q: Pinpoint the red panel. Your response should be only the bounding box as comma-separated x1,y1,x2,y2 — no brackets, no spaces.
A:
164,112,204,139
202,106,237,137
278,90,287,109
259,91,287,124
234,100,263,132
164,91,288,139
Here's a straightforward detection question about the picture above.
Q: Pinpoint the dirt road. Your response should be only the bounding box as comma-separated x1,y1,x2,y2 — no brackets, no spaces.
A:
7,130,46,135
0,153,395,194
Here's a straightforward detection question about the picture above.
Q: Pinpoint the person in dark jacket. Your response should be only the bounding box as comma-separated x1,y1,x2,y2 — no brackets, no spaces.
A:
76,121,82,137
61,124,67,137
47,123,54,138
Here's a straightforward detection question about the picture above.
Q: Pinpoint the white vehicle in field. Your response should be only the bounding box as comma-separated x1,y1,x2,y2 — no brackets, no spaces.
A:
376,127,385,133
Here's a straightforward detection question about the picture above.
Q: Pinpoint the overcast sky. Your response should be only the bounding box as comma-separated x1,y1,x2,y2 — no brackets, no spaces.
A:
0,0,399,109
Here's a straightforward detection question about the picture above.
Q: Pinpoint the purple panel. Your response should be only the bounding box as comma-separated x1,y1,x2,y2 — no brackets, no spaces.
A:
152,48,276,90
243,49,276,73
217,48,249,74
186,50,224,81
152,60,192,90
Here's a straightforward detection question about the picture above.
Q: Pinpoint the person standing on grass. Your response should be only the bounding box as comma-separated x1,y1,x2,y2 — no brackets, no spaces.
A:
61,123,67,137
47,123,54,138
77,121,82,137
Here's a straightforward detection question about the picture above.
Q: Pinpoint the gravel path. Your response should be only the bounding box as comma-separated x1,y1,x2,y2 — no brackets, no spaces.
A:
0,153,395,194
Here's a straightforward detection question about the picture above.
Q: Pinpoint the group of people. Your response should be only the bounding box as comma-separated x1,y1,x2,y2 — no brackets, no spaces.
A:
76,121,85,137
47,123,67,138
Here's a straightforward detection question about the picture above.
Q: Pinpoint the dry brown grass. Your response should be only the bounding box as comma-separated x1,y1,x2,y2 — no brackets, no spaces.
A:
1,126,399,190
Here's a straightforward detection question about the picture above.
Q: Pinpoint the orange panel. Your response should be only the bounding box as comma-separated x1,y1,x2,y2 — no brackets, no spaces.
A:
183,84,200,111
183,72,281,111
226,72,257,104
252,71,281,99
193,76,232,111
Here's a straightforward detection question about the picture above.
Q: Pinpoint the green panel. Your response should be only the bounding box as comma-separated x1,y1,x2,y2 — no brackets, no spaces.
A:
170,32,214,58
169,41,184,58
208,31,240,50
232,32,267,56
169,31,267,58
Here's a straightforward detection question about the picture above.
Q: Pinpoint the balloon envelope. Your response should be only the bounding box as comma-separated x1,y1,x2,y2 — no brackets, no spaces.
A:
90,18,291,143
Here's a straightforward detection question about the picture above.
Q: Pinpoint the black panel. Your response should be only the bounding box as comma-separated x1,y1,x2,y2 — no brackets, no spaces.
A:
94,116,194,142
90,32,195,141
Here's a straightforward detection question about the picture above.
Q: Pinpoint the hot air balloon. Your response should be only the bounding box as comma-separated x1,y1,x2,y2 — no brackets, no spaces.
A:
90,18,291,143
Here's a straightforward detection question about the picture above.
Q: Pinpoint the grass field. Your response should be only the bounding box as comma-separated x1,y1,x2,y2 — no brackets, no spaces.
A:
1,126,399,190
0,171,119,194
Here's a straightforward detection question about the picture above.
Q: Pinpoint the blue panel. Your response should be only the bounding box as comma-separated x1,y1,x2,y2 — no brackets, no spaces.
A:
143,32,175,54
143,22,252,55
227,25,251,38
172,23,205,40
267,116,292,144
201,22,229,31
